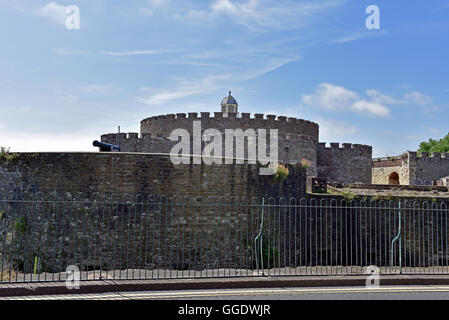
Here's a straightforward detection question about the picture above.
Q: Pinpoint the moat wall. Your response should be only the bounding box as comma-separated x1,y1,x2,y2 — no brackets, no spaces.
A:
0,152,306,199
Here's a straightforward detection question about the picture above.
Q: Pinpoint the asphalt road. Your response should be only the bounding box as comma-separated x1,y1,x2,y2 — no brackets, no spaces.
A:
4,285,449,300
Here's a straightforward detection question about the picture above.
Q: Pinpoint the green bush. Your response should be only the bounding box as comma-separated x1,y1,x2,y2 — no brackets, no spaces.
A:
272,164,289,183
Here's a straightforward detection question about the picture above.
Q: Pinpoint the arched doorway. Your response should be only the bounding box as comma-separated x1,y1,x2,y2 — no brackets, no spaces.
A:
388,172,399,185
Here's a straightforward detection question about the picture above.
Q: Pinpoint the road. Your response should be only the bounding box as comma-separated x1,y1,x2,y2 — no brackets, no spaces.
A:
3,285,449,300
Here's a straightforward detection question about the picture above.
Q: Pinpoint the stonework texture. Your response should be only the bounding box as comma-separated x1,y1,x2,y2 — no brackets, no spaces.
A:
0,152,306,200
317,143,373,184
0,152,309,273
372,152,449,186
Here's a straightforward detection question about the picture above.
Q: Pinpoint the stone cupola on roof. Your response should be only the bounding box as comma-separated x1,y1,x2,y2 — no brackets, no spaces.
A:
221,91,238,117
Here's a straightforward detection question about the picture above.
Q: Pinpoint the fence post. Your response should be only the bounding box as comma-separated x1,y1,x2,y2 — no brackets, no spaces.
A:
254,198,265,276
390,201,402,274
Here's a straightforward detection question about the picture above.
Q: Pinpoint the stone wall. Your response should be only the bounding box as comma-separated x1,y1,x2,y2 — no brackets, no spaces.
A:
317,143,372,184
409,152,449,186
0,152,307,199
372,155,410,185
0,152,308,275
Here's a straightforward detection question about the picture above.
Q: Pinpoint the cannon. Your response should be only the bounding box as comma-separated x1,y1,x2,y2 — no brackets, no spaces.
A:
93,140,121,152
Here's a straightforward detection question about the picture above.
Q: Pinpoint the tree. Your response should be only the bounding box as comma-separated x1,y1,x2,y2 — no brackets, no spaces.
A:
418,133,449,154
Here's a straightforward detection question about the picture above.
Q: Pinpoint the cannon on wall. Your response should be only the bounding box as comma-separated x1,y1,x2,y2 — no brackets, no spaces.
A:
93,140,121,152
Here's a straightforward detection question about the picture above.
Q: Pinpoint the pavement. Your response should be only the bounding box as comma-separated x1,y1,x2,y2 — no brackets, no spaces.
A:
5,286,449,300
2,275,449,298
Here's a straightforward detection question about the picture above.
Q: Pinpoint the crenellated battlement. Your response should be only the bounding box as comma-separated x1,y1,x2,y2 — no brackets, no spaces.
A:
140,112,319,151
101,132,174,153
101,132,172,141
317,142,372,153
140,113,319,135
317,142,373,184
405,151,449,186
408,151,449,160
141,112,317,123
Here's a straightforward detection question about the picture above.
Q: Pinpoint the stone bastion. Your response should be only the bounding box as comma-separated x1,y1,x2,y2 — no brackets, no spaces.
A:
102,112,320,176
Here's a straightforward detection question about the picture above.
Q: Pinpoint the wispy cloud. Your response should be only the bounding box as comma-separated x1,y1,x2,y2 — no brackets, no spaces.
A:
137,55,299,105
424,126,441,135
332,30,386,44
187,0,345,31
0,78,15,87
80,84,120,94
404,91,432,106
137,74,231,105
100,49,181,56
139,0,170,16
366,89,403,105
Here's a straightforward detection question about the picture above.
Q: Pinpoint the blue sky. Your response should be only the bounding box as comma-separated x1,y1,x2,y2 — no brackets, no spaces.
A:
0,0,448,157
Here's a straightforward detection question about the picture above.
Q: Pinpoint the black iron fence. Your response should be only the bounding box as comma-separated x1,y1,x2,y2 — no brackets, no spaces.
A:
0,194,448,283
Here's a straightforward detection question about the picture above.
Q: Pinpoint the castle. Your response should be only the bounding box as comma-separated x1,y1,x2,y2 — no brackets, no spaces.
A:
100,91,373,184
373,152,449,186
2,92,446,202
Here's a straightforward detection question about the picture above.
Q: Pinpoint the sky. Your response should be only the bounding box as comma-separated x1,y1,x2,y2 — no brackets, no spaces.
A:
0,0,448,157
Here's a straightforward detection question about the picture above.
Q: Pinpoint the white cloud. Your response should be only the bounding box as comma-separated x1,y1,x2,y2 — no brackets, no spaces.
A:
139,0,169,16
302,83,391,117
365,89,403,105
301,83,358,111
404,91,432,106
36,1,67,26
351,100,390,117
187,0,344,31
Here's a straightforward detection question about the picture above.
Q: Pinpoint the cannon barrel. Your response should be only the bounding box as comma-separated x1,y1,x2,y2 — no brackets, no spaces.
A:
93,140,121,152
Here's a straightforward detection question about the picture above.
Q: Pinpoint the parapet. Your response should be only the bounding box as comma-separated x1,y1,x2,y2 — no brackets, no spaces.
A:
101,132,173,141
140,113,319,140
141,112,318,125
318,142,372,153
413,151,449,160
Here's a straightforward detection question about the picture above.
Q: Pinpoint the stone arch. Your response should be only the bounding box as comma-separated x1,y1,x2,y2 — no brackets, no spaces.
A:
388,172,400,185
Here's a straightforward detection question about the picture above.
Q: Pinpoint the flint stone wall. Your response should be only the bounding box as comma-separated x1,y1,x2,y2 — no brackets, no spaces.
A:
0,152,306,199
317,143,373,184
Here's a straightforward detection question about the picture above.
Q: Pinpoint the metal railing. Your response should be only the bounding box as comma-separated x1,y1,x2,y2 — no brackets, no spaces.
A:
0,194,448,283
